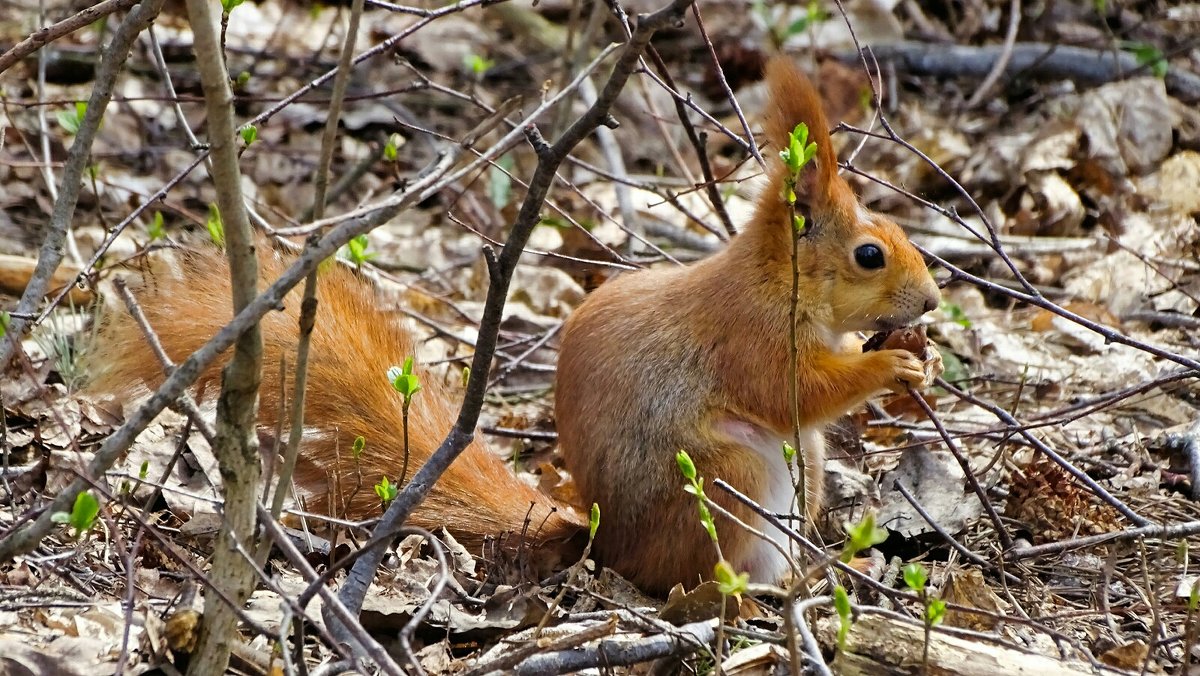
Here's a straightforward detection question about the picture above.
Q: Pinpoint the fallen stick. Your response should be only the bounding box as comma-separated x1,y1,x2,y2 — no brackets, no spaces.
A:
835,41,1200,102
0,253,93,306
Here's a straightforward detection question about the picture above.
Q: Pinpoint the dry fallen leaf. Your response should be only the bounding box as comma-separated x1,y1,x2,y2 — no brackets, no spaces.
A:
941,568,1007,631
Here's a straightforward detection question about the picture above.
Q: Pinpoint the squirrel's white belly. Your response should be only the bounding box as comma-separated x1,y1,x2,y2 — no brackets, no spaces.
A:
740,426,825,584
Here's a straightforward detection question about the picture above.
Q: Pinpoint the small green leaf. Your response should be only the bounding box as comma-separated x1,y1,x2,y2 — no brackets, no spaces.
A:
374,476,398,505
339,234,374,267
206,203,225,249
148,212,165,241
1125,42,1168,78
940,301,972,329
903,562,928,592
388,356,422,404
1188,580,1199,611
781,441,796,463
64,490,100,538
834,585,852,649
675,450,697,481
842,512,888,561
352,435,366,460
0,311,9,339
57,101,86,135
235,71,251,88
384,133,403,162
714,560,750,596
588,503,600,541
461,366,470,387
240,124,257,146
792,214,806,234
927,598,946,626
221,0,245,13
463,53,494,76
138,460,150,480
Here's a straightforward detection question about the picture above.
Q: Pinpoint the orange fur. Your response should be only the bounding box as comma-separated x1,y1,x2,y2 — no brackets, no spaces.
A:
554,57,941,594
85,249,585,560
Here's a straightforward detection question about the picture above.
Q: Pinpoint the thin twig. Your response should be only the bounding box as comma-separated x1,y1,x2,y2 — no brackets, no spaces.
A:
907,387,1014,551
937,377,1152,527
257,506,400,674
892,479,1021,584
690,4,764,170
646,46,735,239
112,279,217,445
964,0,1022,108
397,528,450,675
791,596,834,676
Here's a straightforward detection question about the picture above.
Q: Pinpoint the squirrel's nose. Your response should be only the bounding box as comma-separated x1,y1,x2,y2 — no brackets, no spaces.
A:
923,297,938,314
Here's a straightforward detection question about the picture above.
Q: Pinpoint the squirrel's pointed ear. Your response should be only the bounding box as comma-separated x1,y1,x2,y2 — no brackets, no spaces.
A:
762,57,839,201
748,57,854,240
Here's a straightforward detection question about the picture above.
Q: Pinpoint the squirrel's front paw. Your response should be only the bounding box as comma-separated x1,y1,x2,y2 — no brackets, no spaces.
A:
879,349,926,394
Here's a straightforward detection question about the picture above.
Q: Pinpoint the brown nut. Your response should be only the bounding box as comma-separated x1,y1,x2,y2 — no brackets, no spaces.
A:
862,325,928,358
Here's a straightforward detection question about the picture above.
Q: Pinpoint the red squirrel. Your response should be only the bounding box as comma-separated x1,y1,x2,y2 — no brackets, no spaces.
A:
85,57,939,593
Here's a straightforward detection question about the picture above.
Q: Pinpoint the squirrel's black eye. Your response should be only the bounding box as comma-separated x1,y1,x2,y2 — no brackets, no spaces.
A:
854,244,885,270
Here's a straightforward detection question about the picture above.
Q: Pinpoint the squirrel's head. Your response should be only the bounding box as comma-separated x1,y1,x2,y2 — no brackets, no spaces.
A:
821,207,941,333
751,56,941,333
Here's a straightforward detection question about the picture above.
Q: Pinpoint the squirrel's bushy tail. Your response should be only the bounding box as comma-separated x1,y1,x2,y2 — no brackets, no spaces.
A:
86,245,585,559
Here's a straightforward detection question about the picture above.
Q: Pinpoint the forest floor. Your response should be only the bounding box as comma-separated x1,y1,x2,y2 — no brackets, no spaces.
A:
2,0,1200,673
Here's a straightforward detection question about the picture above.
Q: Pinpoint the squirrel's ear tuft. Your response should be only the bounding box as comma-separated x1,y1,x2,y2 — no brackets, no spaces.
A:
762,56,838,188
